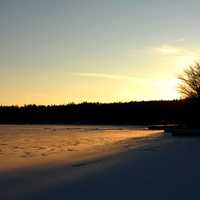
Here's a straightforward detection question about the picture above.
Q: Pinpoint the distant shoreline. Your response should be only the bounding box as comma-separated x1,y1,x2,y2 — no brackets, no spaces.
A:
0,100,188,125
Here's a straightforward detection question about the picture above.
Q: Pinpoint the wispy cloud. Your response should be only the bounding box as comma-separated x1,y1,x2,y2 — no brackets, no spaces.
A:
153,44,200,58
131,43,198,59
70,72,177,86
175,38,185,42
71,72,179,99
71,72,145,82
154,45,187,56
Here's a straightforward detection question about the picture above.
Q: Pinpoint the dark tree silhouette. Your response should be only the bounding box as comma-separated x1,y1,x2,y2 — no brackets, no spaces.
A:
0,101,185,125
178,62,200,99
178,62,200,127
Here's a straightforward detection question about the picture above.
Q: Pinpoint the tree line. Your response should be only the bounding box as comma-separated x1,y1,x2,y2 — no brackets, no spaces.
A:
0,100,189,125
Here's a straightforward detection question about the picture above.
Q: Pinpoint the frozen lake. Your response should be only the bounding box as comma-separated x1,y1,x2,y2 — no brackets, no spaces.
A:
0,125,162,171
2,125,199,200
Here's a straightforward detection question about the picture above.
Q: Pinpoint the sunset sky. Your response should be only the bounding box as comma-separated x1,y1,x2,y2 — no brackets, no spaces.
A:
1,0,200,105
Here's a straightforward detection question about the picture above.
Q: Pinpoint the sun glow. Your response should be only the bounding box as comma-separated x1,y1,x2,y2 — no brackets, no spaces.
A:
155,45,200,72
176,54,200,71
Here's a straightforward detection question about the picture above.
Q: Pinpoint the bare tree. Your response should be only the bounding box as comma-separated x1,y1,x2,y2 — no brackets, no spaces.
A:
178,62,200,99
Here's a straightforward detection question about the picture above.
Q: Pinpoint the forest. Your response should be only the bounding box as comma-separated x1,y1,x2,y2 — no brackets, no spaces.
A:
0,100,193,125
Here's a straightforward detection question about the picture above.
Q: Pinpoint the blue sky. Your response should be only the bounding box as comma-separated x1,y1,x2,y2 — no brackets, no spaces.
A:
0,0,200,104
